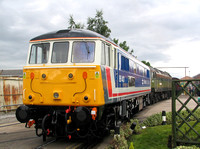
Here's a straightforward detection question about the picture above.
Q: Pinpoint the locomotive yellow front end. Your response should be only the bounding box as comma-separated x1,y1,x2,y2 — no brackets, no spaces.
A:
16,29,111,141
23,65,104,107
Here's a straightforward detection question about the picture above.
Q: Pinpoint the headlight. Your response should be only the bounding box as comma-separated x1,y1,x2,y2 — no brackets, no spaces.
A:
53,92,59,98
42,73,47,79
68,73,73,79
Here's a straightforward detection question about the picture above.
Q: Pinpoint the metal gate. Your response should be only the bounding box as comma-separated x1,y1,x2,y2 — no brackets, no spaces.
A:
172,79,200,147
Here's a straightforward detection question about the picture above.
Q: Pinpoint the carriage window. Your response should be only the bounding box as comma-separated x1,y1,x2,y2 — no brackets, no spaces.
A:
134,62,137,73
114,48,117,69
129,60,134,73
118,53,121,70
101,43,106,65
52,42,69,63
72,41,95,63
121,55,129,71
129,77,135,87
29,43,50,64
147,70,150,78
105,45,110,66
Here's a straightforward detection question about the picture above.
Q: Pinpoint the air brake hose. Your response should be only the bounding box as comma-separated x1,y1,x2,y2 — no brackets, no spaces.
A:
42,114,50,141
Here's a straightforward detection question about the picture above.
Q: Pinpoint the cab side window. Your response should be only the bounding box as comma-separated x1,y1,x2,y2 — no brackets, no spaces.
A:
114,48,117,69
101,42,111,67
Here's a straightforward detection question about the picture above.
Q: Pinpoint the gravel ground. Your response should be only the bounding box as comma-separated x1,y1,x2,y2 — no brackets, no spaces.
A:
0,111,17,124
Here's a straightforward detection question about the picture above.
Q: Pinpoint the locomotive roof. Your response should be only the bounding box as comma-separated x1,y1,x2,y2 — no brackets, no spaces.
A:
30,29,113,43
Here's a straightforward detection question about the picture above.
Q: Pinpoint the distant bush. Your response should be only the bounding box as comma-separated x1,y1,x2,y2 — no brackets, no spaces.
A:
142,113,162,127
142,109,200,127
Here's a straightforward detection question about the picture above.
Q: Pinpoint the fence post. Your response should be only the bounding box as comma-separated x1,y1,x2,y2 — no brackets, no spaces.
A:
172,81,177,148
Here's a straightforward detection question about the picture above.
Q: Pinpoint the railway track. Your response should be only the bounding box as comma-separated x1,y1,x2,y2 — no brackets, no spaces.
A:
0,121,103,149
33,136,104,149
75,138,103,149
0,122,21,128
34,138,57,149
0,136,38,144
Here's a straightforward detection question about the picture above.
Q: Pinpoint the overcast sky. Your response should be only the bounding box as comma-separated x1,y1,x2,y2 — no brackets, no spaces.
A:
0,0,200,78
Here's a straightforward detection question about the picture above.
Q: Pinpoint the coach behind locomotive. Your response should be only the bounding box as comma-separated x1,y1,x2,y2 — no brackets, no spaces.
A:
149,67,172,103
16,29,152,141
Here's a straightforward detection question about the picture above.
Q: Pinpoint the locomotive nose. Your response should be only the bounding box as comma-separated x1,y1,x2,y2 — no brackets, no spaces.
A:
73,107,91,127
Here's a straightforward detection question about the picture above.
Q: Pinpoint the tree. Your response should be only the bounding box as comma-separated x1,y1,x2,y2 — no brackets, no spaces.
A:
119,41,129,52
87,10,111,37
68,15,84,29
142,61,151,66
113,38,119,45
67,11,136,56
130,49,134,55
113,38,129,51
113,38,135,56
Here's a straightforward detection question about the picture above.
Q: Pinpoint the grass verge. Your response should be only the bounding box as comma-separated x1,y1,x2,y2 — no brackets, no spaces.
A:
128,124,171,149
108,109,200,149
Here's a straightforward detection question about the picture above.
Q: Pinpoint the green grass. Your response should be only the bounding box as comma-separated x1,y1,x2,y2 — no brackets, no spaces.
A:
176,121,200,142
128,121,200,149
128,124,172,149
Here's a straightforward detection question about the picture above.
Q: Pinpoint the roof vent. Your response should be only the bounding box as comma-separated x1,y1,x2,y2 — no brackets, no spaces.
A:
57,29,71,34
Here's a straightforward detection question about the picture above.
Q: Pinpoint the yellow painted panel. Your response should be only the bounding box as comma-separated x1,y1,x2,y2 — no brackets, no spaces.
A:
23,65,105,107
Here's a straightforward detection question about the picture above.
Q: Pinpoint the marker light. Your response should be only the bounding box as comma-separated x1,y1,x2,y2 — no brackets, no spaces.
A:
28,94,34,101
84,96,88,101
28,95,32,100
83,72,87,79
83,95,90,103
91,107,97,120
30,72,34,80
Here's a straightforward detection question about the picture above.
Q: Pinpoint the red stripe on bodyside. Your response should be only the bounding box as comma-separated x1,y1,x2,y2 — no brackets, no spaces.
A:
112,89,151,97
106,67,113,97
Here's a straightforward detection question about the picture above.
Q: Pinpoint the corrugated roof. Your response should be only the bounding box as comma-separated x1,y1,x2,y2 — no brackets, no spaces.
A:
180,76,194,80
193,74,200,79
0,69,23,77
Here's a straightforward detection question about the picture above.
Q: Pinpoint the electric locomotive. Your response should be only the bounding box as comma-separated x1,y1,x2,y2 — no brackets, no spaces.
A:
16,29,151,141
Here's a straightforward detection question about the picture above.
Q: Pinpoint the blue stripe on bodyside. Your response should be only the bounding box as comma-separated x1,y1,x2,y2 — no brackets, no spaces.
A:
101,66,109,103
115,70,150,88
